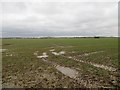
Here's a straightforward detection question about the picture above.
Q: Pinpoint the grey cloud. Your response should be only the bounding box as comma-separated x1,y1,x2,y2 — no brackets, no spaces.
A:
2,2,118,37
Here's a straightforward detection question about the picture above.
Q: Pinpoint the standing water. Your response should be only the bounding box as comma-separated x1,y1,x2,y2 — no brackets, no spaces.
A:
56,65,78,78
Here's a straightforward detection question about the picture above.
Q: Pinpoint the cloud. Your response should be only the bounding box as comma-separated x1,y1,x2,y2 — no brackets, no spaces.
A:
1,1,118,37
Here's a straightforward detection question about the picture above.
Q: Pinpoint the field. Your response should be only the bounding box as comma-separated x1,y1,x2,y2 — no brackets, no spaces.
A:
2,38,118,88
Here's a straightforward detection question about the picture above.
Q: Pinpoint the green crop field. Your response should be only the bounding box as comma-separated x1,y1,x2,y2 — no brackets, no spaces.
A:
2,38,119,88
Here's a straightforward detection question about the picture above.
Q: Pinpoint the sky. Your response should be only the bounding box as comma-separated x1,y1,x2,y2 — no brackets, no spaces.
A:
1,0,118,37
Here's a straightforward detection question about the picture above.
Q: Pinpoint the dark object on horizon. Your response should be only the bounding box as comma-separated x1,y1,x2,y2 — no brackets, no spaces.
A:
3,43,11,46
94,36,100,38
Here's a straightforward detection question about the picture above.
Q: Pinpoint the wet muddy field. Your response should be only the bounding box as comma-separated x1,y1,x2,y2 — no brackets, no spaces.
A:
2,38,119,88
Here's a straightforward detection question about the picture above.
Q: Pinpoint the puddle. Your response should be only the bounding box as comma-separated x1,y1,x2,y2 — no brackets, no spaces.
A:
34,52,38,56
55,65,78,78
68,56,72,59
68,56,116,72
72,51,75,53
52,51,65,56
88,62,117,72
33,51,39,56
49,49,55,52
6,54,13,56
80,51,104,57
59,51,65,55
36,51,78,79
52,52,60,56
37,52,48,59
0,49,7,53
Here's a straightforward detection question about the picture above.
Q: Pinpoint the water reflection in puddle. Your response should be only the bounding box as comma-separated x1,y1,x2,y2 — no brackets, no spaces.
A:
56,65,78,78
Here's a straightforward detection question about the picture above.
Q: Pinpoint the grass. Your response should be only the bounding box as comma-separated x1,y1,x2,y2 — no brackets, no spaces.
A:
2,37,118,88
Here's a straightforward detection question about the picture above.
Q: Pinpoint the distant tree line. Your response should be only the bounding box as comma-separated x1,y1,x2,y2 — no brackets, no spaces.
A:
1,36,117,39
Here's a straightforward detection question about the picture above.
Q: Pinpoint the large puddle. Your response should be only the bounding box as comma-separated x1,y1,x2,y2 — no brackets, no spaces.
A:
56,65,78,78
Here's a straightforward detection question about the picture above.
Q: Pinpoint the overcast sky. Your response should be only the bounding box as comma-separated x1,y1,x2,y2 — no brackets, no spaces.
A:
1,0,118,37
